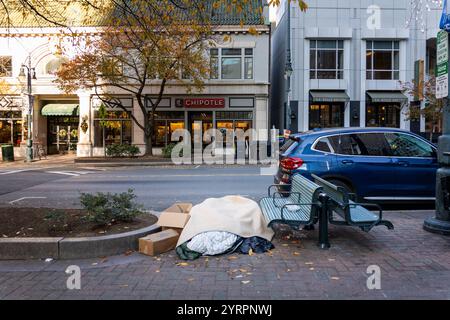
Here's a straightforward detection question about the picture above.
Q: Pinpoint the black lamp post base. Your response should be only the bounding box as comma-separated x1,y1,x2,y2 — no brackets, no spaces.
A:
424,217,450,235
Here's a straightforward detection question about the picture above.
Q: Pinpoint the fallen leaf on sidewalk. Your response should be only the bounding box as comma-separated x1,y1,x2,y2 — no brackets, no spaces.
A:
266,250,273,256
2,234,8,238
282,244,289,247
155,270,160,273
293,252,300,256
187,278,195,282
239,268,247,273
248,249,254,256
228,256,238,260
176,262,189,267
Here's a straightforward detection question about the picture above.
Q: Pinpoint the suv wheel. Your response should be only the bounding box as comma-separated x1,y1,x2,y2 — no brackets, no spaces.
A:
327,179,356,199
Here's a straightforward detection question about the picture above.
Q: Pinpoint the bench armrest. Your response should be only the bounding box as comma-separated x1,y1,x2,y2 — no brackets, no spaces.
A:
344,202,383,221
268,184,291,197
348,193,357,202
272,192,301,208
281,203,320,221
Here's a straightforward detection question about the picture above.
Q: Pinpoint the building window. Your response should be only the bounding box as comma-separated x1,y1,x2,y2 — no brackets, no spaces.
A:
45,57,69,75
310,40,344,79
0,110,22,146
244,48,253,80
222,48,242,79
0,56,12,77
210,48,254,80
309,104,344,129
151,111,185,147
366,41,400,80
94,111,132,147
210,49,219,79
366,104,400,128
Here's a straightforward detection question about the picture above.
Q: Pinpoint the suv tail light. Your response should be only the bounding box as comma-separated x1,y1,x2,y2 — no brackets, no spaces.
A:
281,157,304,171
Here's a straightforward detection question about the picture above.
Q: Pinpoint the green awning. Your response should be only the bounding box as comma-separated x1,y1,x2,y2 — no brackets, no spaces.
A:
367,91,408,103
310,91,350,103
41,104,79,116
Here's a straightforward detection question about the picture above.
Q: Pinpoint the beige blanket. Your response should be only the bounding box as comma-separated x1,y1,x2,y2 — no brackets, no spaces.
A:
177,196,274,247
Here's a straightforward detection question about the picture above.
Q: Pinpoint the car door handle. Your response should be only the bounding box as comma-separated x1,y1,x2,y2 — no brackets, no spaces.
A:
394,160,409,167
341,160,354,165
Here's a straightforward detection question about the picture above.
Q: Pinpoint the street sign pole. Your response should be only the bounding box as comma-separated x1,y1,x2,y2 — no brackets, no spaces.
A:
424,30,450,235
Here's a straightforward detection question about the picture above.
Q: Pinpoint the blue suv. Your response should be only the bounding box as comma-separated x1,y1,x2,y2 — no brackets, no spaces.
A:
275,128,438,203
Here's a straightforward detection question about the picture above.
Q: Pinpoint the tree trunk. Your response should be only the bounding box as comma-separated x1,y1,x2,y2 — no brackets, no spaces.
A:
144,111,155,156
145,133,153,156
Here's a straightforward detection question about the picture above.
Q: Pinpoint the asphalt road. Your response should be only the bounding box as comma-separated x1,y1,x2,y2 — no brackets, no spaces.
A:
0,165,274,211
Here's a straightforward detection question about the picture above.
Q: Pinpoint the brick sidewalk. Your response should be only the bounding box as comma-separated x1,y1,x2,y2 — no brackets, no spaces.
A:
0,154,76,169
0,210,449,300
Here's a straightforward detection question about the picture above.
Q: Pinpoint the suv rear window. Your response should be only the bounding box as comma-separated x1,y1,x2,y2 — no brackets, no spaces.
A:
314,139,332,153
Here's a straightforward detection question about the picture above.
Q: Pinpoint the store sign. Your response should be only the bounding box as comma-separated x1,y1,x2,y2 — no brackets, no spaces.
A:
182,98,225,108
437,30,449,99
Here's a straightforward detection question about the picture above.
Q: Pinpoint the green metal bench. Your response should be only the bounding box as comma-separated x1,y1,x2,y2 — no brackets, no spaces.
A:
259,174,331,249
260,174,323,228
311,174,394,232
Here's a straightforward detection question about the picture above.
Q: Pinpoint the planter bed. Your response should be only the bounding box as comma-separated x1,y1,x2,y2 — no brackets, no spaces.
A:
0,208,160,260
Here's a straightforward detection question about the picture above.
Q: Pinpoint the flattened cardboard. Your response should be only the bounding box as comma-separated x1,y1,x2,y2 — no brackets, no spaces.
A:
139,229,179,256
157,202,192,229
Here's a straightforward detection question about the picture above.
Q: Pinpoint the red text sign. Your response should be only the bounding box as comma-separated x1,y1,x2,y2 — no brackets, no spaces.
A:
183,98,225,108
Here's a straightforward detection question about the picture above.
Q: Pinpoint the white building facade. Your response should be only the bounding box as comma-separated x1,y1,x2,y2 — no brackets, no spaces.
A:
271,0,442,137
0,4,271,158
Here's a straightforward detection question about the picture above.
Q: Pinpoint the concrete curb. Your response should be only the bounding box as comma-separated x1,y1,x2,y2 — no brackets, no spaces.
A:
74,162,175,167
0,224,161,261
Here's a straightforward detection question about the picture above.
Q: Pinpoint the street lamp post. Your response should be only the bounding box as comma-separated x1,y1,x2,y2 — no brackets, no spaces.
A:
18,56,36,163
284,1,293,131
423,40,450,234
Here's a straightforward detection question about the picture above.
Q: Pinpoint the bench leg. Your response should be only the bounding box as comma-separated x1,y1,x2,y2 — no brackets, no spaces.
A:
318,194,331,249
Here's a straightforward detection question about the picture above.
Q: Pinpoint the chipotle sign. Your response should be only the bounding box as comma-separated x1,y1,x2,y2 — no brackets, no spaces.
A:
183,98,225,108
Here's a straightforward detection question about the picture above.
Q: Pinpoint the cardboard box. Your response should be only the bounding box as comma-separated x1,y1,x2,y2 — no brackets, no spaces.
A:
157,203,192,233
139,229,179,256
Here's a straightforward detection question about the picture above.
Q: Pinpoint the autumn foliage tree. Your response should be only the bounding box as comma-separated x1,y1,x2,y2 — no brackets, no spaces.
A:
400,76,443,141
54,0,214,155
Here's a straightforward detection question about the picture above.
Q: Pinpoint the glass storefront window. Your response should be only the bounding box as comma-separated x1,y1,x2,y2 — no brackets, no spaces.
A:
366,104,400,128
94,111,132,147
0,110,23,147
47,116,79,154
151,112,185,147
309,104,344,129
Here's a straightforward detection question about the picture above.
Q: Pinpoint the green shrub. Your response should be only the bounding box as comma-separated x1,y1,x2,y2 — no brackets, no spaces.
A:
162,143,183,158
79,189,144,226
106,144,140,157
44,210,72,232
